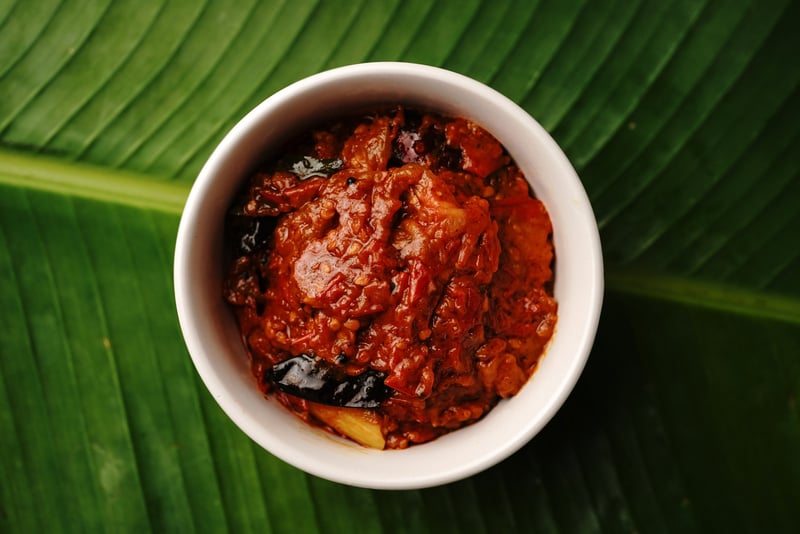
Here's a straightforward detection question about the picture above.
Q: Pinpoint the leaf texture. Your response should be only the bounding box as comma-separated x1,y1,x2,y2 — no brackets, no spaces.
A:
1,1,799,532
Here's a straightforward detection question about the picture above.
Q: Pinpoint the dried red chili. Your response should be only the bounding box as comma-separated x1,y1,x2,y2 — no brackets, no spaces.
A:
224,107,556,449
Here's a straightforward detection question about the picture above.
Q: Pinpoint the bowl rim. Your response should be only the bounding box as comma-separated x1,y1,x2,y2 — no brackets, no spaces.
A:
174,61,604,489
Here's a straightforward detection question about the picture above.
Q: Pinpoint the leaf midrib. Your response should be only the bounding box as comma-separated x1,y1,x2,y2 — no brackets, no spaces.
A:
0,149,187,214
2,148,797,325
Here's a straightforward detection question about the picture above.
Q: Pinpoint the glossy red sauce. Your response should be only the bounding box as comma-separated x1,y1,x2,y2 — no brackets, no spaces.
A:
224,107,556,448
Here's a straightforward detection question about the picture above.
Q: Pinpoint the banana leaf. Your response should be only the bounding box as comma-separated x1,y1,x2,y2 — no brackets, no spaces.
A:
1,1,798,532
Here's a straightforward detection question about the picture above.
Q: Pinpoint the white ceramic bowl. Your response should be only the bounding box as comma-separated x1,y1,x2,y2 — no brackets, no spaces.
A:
174,62,603,490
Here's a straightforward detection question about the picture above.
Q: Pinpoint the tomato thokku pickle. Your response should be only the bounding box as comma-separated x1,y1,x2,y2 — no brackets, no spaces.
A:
223,106,556,449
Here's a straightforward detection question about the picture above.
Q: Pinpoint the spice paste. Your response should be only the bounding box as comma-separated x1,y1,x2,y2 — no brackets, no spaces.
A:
224,107,556,449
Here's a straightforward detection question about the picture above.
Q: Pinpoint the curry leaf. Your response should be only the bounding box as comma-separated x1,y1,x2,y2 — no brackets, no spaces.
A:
1,1,799,533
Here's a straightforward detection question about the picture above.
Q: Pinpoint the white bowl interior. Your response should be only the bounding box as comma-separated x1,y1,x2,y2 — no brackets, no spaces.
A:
174,62,603,489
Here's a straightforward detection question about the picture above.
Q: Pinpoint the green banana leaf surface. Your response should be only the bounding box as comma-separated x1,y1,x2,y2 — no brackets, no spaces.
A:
1,1,799,532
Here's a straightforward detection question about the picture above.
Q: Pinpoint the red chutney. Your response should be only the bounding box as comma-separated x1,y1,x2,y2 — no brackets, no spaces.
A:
223,107,557,449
